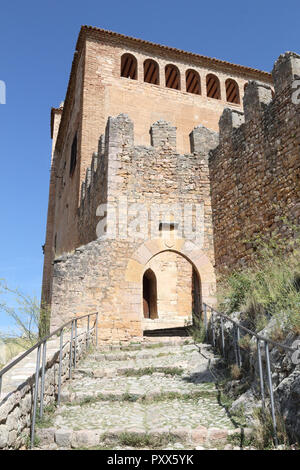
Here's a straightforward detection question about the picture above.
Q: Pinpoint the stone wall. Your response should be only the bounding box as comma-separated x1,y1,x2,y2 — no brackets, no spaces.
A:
41,27,273,306
0,328,92,449
50,114,218,341
209,52,300,274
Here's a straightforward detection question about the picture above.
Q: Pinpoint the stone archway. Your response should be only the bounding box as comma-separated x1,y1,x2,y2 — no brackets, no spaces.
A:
125,238,216,331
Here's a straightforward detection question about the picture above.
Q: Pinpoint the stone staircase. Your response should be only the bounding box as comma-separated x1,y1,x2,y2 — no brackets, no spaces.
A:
35,338,249,450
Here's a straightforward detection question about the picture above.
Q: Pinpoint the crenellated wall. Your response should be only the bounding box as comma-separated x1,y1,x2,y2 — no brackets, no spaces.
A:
50,115,218,341
41,27,273,317
209,52,300,274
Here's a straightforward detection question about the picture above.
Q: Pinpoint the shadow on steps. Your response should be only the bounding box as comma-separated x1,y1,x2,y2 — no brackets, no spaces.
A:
143,326,190,337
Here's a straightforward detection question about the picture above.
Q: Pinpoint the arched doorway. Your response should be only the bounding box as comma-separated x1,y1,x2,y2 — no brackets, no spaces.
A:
143,269,158,319
124,238,216,334
142,251,202,330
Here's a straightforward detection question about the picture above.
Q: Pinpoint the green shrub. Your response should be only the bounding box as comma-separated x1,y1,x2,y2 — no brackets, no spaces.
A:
187,314,206,343
218,227,300,335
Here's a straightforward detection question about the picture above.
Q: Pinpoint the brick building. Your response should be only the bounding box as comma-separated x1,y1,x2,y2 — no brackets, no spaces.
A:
41,26,289,342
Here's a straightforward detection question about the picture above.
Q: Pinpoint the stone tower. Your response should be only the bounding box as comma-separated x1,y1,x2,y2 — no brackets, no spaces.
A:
42,26,273,342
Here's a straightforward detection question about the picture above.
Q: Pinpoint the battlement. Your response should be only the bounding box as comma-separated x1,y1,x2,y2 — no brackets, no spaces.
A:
80,114,218,210
212,51,300,151
209,52,300,273
75,113,220,248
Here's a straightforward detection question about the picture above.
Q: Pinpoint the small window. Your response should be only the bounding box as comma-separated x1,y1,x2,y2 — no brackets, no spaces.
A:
121,53,137,80
144,59,159,85
69,133,77,176
159,222,178,231
225,79,240,104
165,64,180,90
206,74,221,100
186,69,201,95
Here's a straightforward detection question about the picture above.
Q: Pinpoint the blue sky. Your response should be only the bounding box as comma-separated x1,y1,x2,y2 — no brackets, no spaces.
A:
0,0,299,332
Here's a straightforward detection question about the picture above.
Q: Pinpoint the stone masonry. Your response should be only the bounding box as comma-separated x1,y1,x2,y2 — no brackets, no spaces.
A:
209,52,300,274
34,339,250,450
50,115,218,342
0,326,93,449
41,26,298,344
41,26,273,330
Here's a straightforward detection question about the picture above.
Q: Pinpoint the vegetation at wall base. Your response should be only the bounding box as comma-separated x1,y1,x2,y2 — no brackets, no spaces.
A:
218,222,300,335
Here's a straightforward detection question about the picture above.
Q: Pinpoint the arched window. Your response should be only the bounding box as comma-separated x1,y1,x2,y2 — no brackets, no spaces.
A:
206,74,221,100
144,59,159,85
225,79,240,104
244,82,248,93
186,69,201,95
120,53,137,80
165,64,180,90
143,269,158,319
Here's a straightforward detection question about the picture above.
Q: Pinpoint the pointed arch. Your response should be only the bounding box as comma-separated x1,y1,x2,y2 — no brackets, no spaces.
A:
125,238,217,321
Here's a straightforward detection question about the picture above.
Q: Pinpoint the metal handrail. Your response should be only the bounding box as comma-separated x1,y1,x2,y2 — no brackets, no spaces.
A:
0,313,97,379
203,303,296,353
202,302,298,447
0,311,99,449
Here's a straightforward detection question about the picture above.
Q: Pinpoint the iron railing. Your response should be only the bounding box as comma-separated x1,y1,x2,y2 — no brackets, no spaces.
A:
0,312,98,449
202,303,297,447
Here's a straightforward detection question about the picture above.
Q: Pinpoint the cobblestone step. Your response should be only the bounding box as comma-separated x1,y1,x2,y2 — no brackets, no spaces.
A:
36,426,245,450
35,339,242,450
63,374,218,402
88,343,199,362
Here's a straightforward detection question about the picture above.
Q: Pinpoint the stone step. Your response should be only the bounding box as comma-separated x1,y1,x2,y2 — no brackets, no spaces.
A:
36,425,245,450
60,387,219,405
76,347,216,375
102,337,194,351
65,369,217,399
38,395,235,439
86,343,212,363
33,339,249,451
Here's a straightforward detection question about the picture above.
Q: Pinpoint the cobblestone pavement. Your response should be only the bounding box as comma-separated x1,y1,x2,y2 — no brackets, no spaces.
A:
36,338,247,450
